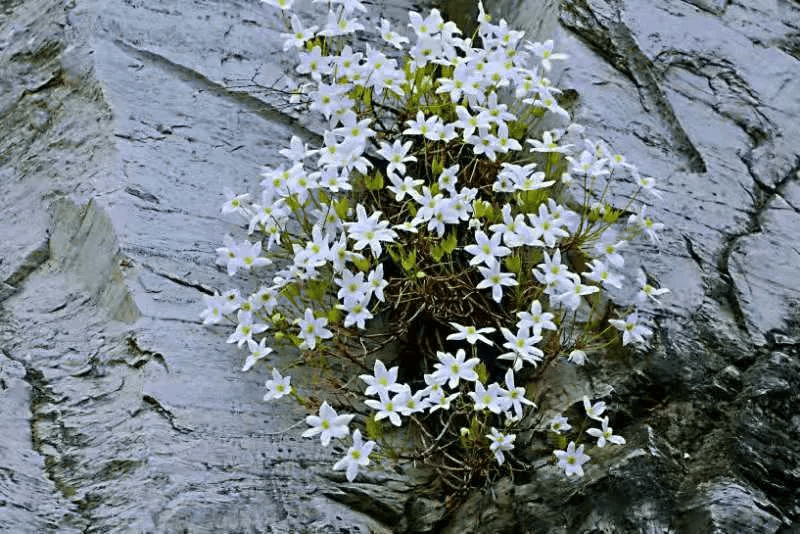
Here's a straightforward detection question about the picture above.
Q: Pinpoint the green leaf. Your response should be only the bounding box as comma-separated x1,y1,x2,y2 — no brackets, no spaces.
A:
504,254,522,276
280,283,300,305
469,414,481,439
326,307,342,324
288,333,302,347
442,231,458,254
307,280,329,301
483,203,495,221
475,362,488,384
459,427,471,449
473,200,486,218
508,120,528,140
603,207,621,224
431,158,444,177
401,250,416,272
518,189,548,214
352,256,371,272
388,245,401,264
286,195,302,213
365,415,383,441
334,197,350,219
365,170,384,191
430,245,444,262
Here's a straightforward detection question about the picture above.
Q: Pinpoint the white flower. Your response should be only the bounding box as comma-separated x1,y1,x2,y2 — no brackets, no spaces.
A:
379,18,410,49
582,396,607,421
487,428,516,465
516,300,557,337
469,381,504,414
634,172,662,198
263,368,291,401
200,294,225,325
586,417,626,447
527,130,572,154
219,288,243,314
476,262,518,303
295,45,332,81
496,326,544,371
554,441,590,477
429,391,461,413
338,298,373,329
554,278,599,311
608,312,653,346
345,204,397,258
249,286,279,313
227,311,268,348
446,322,496,346
365,388,408,427
635,269,670,304
262,0,294,10
420,372,447,402
403,110,442,139
359,359,404,397
567,349,587,365
525,39,568,71
377,139,416,176
309,83,350,121
387,173,424,202
582,259,624,289
628,205,664,243
221,188,250,217
594,230,626,269
243,338,275,372
215,235,241,276
432,348,480,389
318,10,365,36
279,135,311,162
280,14,319,51
239,240,273,273
453,105,490,140
489,204,536,248
296,308,333,350
366,264,388,302
398,388,430,416
498,368,535,420
333,430,375,482
394,220,420,233
549,415,571,434
302,401,354,446
528,203,569,247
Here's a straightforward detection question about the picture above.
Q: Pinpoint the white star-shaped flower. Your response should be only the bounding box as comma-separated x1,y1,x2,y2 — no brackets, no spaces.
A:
302,401,354,446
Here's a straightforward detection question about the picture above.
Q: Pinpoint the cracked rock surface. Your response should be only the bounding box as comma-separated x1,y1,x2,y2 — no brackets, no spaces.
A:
1,0,799,532
463,0,800,532
0,0,408,532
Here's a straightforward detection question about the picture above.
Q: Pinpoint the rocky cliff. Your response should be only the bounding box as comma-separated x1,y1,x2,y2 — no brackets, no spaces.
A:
1,0,798,532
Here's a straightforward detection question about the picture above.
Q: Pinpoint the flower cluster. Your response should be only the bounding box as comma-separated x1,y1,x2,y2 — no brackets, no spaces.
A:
202,0,668,488
549,396,626,477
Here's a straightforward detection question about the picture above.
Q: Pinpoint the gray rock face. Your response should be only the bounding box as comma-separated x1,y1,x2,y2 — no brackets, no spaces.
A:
1,0,798,533
468,0,800,531
1,0,400,531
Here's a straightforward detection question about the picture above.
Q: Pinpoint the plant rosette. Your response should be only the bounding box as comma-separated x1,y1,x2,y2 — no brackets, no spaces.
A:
202,0,669,492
